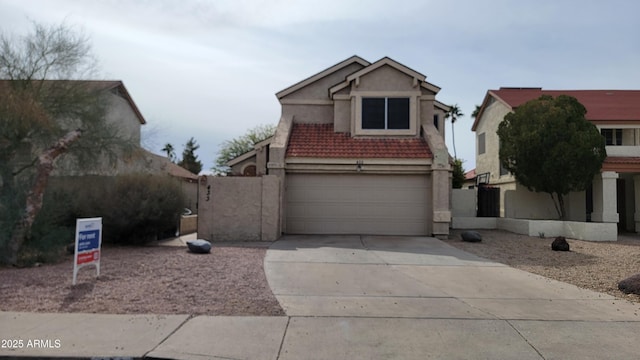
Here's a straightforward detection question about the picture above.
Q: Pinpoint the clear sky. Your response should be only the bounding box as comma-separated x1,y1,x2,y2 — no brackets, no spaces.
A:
2,0,639,174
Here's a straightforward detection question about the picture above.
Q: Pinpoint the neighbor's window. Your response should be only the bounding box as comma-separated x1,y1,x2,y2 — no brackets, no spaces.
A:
478,133,486,155
362,97,410,130
601,129,622,145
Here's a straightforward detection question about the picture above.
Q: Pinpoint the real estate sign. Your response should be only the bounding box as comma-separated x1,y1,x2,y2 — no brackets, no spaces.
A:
73,217,102,285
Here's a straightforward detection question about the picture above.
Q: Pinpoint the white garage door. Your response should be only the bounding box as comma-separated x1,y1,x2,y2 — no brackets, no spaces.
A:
286,174,430,235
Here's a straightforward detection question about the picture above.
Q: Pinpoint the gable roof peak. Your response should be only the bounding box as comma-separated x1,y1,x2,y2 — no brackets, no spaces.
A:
276,55,370,99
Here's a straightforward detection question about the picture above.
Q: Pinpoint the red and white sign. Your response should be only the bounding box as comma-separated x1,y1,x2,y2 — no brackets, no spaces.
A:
73,218,102,285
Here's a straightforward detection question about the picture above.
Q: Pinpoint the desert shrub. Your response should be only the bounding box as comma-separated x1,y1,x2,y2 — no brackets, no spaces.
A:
99,174,185,244
23,174,185,263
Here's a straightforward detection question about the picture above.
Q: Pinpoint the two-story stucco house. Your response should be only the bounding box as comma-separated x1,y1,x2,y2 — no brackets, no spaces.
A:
473,87,640,233
230,56,453,238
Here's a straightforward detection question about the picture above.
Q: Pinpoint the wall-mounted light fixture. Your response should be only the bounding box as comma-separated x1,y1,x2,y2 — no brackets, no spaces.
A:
356,160,363,172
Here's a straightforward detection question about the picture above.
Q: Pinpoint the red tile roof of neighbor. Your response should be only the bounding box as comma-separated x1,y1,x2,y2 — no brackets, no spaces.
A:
464,169,476,180
602,157,640,172
286,123,432,158
490,88,640,123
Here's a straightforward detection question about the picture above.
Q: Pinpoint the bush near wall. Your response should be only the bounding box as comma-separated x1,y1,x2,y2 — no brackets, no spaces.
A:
21,174,185,264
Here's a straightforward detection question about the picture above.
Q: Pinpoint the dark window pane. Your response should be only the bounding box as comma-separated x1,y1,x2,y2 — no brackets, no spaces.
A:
602,129,613,145
387,98,410,129
362,98,385,129
433,114,439,130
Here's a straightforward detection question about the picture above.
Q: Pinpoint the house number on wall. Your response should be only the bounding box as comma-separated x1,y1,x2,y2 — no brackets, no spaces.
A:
205,185,211,201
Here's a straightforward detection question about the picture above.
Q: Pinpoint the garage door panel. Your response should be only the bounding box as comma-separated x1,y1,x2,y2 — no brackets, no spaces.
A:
286,174,429,235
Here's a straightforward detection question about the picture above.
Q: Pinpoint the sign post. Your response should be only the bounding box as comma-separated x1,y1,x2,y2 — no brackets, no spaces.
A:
73,217,102,285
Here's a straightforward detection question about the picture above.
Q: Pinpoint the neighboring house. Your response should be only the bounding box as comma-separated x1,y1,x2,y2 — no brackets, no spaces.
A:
227,136,273,176
463,169,476,189
49,80,147,176
7,80,200,208
230,56,453,238
473,87,640,233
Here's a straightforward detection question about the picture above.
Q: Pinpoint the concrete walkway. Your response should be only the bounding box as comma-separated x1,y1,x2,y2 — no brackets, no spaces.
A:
3,235,640,359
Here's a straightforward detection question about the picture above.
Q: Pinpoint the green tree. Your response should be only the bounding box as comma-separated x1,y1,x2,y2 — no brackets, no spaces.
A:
497,95,606,220
445,104,463,159
177,137,202,174
214,124,275,174
0,22,132,265
452,158,466,189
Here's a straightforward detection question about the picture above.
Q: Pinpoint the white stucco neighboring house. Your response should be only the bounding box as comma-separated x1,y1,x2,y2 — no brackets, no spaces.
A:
473,87,640,234
229,56,454,238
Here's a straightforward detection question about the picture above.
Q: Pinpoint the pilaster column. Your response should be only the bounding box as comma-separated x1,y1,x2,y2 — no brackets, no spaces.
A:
431,168,451,239
591,171,619,223
634,175,640,233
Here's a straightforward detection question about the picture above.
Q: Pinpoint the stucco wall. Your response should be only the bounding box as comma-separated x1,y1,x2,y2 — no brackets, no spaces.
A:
106,92,142,144
281,104,333,124
280,62,364,101
357,65,415,91
452,189,476,217
503,182,586,222
334,99,350,132
197,175,280,241
179,215,198,234
452,217,617,241
474,99,512,185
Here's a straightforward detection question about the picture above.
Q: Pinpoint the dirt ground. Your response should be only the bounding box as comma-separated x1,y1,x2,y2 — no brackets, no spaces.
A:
445,229,640,303
0,243,284,316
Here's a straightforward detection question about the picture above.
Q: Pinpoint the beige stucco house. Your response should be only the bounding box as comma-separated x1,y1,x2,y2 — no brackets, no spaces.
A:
473,87,640,233
230,56,453,238
37,80,199,208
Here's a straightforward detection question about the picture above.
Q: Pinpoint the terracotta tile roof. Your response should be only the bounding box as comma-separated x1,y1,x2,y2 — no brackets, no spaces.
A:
490,88,640,122
602,156,640,172
464,169,476,180
286,123,432,158
604,157,640,164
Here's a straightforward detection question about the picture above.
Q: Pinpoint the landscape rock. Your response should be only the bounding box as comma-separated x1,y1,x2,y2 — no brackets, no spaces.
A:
618,273,640,295
461,231,482,242
551,236,570,251
186,239,212,254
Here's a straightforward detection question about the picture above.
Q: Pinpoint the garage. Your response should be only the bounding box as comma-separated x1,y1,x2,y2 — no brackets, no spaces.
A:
286,173,431,235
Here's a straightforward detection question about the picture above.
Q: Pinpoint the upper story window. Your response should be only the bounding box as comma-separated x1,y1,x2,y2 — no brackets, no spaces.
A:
601,129,622,145
433,114,439,130
478,133,486,155
362,97,410,130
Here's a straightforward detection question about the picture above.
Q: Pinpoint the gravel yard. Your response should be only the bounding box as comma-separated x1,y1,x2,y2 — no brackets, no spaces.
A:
2,230,640,316
0,243,284,316
445,229,640,303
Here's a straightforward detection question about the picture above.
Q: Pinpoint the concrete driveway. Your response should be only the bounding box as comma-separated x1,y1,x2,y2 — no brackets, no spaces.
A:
264,234,640,360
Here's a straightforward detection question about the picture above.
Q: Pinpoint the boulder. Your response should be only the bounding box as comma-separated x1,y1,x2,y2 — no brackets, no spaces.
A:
186,239,212,254
618,273,640,295
461,231,482,242
551,236,570,251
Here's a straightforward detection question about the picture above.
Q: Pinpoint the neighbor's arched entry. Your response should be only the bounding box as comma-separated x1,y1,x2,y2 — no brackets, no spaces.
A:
242,164,257,176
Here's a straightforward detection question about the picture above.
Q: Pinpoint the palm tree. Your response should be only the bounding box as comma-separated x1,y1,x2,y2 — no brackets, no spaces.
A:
471,104,481,119
161,143,176,163
445,104,464,159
